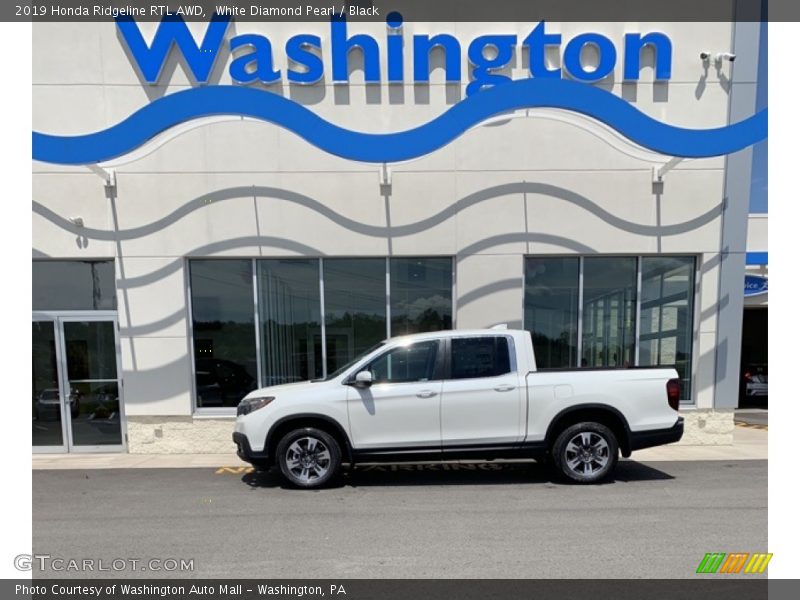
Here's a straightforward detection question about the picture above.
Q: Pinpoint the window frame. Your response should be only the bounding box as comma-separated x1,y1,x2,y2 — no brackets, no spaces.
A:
258,257,324,387
33,259,118,311
522,254,699,405
638,256,697,403
187,258,259,414
189,257,455,415
322,257,388,376
389,257,455,336
581,256,638,369
523,256,580,369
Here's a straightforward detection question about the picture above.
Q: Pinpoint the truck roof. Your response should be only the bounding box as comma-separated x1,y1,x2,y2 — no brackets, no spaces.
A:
388,328,527,343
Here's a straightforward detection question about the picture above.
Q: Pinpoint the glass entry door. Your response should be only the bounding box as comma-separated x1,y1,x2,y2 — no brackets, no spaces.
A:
32,315,124,453
32,320,65,449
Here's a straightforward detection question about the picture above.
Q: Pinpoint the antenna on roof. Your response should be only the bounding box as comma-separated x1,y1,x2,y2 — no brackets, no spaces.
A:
491,323,508,330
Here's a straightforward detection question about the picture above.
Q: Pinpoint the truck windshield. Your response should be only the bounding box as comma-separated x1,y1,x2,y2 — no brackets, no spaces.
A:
316,342,386,381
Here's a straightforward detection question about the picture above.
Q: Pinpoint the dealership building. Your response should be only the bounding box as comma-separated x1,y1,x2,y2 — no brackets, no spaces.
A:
32,14,767,454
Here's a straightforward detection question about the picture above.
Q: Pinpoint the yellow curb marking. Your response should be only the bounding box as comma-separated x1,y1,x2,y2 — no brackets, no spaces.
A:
215,466,255,474
734,422,768,431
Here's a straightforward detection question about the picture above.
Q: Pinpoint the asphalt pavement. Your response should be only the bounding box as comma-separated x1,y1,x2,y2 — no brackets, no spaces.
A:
31,459,767,579
734,409,768,428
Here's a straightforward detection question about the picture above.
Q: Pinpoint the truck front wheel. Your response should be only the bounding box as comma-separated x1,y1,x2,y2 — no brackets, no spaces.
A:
551,422,619,484
276,427,342,489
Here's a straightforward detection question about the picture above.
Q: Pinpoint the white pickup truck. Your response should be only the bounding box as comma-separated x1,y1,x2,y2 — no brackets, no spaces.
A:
233,328,683,487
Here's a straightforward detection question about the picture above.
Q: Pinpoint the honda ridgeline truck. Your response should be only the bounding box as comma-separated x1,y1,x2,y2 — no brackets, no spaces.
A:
233,328,684,487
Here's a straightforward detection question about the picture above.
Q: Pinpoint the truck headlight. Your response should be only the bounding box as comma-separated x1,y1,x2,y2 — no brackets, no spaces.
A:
237,396,275,416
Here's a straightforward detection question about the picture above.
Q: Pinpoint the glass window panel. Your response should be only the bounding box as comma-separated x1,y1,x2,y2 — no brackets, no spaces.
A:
366,340,440,383
33,260,116,310
32,321,63,447
63,321,118,381
62,321,122,446
581,257,636,368
190,260,257,408
390,258,453,335
258,259,323,386
324,259,387,374
451,337,512,379
524,257,579,369
639,256,696,402
67,381,122,446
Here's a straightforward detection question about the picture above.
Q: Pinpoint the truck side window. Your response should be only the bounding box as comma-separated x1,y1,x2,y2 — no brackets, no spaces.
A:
366,340,439,384
451,337,512,379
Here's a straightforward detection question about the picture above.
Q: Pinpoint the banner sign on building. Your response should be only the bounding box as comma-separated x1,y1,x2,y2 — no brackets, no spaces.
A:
30,14,768,165
744,275,768,297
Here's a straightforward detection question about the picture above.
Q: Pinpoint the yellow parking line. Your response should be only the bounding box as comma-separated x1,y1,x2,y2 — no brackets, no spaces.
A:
734,422,768,431
214,466,254,474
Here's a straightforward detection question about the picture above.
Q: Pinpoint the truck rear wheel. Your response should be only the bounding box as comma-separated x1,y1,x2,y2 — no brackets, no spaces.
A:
552,422,618,484
276,427,341,489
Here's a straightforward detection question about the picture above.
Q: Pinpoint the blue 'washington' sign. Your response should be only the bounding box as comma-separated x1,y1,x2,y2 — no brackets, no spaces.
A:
115,13,674,93
31,14,768,165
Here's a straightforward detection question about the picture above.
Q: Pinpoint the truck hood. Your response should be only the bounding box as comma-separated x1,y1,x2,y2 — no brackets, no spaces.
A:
242,379,331,401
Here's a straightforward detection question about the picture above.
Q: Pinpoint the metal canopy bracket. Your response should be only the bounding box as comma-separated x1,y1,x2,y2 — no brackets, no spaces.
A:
379,163,392,186
86,164,117,198
653,157,685,183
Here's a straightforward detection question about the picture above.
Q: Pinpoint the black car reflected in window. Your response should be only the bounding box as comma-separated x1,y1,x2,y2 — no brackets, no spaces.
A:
195,358,256,407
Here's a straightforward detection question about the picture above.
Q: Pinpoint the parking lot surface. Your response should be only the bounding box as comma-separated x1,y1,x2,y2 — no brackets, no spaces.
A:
32,459,767,578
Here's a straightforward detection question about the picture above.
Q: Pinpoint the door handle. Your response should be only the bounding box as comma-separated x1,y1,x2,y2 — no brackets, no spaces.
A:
494,384,516,392
416,390,437,399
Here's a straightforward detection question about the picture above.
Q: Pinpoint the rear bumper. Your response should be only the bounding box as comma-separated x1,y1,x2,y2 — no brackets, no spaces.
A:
232,432,269,465
629,417,684,452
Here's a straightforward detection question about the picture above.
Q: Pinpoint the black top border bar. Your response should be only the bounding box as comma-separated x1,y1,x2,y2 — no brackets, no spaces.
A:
4,0,783,22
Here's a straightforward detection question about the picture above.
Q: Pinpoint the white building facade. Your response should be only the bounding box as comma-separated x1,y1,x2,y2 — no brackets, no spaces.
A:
32,15,766,453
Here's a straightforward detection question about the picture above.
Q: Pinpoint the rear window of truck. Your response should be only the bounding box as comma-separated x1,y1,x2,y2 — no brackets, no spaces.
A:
451,337,512,379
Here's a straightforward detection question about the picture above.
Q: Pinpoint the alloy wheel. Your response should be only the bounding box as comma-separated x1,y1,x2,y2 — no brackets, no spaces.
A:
563,431,610,476
284,436,332,484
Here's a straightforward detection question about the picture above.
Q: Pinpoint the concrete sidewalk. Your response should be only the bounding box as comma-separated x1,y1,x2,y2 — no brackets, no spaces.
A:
32,425,767,470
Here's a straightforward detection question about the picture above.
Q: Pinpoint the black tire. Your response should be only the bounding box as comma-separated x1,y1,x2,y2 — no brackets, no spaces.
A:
551,422,619,484
275,427,342,489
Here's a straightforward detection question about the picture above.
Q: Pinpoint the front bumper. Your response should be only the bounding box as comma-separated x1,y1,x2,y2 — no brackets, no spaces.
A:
232,432,270,466
629,417,684,452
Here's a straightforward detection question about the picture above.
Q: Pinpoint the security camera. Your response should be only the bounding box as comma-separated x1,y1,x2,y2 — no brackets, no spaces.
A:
700,52,711,61
715,52,736,63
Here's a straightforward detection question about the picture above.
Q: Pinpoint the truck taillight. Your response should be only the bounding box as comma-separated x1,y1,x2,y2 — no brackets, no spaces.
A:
666,379,681,411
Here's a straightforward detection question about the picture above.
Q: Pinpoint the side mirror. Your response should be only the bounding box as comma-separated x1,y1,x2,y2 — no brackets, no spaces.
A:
353,371,373,387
